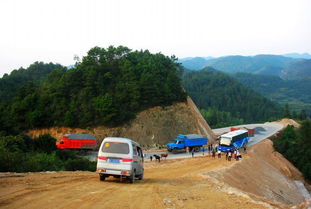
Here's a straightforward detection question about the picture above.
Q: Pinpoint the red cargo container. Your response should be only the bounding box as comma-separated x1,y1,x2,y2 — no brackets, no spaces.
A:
56,134,97,150
230,127,255,137
230,127,239,131
247,128,255,137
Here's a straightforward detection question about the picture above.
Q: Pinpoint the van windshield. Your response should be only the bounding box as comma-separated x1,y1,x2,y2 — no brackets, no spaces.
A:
102,142,130,154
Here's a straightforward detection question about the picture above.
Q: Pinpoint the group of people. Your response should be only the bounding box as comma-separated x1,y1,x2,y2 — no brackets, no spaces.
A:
187,144,245,161
224,148,242,161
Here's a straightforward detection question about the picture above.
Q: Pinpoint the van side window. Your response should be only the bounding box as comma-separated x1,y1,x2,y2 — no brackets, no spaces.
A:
133,145,138,156
137,147,143,158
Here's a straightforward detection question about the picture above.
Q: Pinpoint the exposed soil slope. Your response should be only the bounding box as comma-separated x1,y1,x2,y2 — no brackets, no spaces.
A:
207,139,308,205
28,99,216,146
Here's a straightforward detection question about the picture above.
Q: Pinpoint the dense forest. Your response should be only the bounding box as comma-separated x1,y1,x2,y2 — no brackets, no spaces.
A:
183,68,282,127
0,62,66,102
274,120,311,180
234,73,311,117
0,46,186,135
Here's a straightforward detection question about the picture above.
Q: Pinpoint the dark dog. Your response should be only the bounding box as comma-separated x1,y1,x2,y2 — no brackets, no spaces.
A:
153,154,161,162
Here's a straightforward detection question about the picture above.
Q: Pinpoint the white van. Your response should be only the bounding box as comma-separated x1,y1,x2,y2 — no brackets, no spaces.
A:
97,137,144,183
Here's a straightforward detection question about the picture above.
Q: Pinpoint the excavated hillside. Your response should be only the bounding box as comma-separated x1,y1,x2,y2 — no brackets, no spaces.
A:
206,139,309,206
27,97,216,147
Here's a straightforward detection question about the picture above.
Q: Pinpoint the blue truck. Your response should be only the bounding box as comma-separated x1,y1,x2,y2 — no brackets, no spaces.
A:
167,134,208,152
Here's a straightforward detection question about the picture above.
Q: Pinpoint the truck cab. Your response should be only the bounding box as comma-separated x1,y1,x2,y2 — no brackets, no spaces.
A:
167,139,185,151
167,134,208,152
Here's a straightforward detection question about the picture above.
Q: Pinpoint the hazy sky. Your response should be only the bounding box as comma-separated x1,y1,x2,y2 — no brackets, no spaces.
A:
0,0,311,76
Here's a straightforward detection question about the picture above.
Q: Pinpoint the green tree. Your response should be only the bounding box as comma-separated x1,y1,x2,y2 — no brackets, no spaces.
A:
284,103,291,118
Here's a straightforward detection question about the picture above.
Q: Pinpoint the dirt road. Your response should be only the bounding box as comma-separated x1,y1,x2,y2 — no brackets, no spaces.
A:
0,155,273,209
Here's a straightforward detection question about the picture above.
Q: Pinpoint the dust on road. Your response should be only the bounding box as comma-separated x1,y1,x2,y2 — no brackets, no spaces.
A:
0,155,270,209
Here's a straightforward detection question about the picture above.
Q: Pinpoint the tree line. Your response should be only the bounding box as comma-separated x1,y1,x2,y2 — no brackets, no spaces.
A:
0,46,186,135
182,67,282,127
274,120,311,180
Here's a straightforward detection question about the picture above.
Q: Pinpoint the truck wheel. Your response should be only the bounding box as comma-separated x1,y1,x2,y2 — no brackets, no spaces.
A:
99,175,106,181
194,147,200,152
129,171,135,184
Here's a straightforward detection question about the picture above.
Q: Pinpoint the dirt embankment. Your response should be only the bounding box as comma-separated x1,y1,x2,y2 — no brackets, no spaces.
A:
28,100,216,147
207,139,309,206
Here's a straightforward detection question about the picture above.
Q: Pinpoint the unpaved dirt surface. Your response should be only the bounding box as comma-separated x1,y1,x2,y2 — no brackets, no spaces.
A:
1,120,308,209
0,155,282,209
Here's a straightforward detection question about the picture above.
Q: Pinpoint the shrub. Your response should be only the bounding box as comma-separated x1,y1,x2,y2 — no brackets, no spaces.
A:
64,158,96,171
33,134,57,154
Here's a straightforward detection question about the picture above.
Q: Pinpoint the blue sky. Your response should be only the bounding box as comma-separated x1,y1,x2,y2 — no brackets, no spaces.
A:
0,0,310,76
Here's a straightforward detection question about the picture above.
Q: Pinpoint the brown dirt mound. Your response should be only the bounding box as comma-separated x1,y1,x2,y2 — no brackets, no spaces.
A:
275,118,301,128
207,139,308,205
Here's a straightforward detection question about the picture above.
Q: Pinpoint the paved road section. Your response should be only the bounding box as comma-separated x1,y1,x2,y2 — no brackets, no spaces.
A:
84,122,284,162
146,122,284,161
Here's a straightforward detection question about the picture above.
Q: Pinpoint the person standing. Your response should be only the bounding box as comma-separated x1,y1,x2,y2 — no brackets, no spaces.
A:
233,148,237,159
217,150,221,158
191,148,194,158
228,151,232,161
225,151,229,160
202,146,205,156
236,149,241,161
212,149,216,159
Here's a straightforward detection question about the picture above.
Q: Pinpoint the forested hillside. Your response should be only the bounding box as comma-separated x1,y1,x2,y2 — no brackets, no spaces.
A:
274,120,311,180
0,46,186,135
183,68,282,127
234,73,311,117
281,59,311,80
179,57,211,70
0,62,66,102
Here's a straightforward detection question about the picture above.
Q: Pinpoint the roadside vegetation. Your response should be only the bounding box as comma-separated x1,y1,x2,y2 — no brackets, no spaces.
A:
0,134,96,172
274,120,311,180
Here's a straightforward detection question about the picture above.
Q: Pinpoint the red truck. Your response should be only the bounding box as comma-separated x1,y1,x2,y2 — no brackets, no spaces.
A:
56,134,98,150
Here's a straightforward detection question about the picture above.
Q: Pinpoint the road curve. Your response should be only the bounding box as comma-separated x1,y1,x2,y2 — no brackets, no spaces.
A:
84,122,284,161
146,122,284,160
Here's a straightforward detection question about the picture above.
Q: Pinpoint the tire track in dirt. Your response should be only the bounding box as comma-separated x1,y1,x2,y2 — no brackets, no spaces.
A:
0,156,283,209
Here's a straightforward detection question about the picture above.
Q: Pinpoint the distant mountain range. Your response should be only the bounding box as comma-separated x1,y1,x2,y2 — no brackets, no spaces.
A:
179,53,311,79
283,53,311,59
